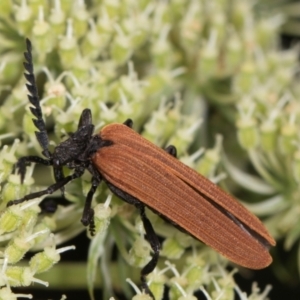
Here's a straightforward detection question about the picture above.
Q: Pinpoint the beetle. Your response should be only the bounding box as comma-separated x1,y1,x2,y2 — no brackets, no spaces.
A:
8,39,275,298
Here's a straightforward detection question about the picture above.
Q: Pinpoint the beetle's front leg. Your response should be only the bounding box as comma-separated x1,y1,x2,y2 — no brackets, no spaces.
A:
8,165,85,207
14,155,52,183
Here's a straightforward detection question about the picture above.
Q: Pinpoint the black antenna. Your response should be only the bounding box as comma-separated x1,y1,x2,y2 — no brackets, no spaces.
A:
23,38,51,159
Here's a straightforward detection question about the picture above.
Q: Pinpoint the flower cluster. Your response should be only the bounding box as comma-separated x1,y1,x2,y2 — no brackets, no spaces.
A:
0,0,298,299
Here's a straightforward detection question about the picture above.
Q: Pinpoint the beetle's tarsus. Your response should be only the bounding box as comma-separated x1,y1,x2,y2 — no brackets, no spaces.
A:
81,168,102,235
141,282,155,300
89,213,96,236
7,199,25,207
14,155,52,183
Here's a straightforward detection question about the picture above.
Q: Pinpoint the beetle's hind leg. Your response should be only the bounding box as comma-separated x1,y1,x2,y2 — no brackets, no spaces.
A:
138,205,159,299
105,182,158,299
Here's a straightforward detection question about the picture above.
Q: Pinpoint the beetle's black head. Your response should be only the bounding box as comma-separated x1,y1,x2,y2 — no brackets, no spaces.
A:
52,109,95,166
51,110,114,192
52,109,112,167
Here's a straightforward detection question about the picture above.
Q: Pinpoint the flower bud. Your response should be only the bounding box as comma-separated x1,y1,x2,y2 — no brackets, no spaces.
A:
196,135,222,177
142,97,180,145
161,237,184,259
148,272,167,300
33,216,55,245
5,236,35,264
128,237,151,268
211,274,235,300
58,20,79,69
226,30,243,69
236,60,256,92
93,195,112,234
236,117,258,150
71,2,88,38
184,255,206,288
2,171,34,204
279,123,297,155
0,140,19,182
30,247,59,273
103,0,122,19
167,119,201,156
15,2,33,36
44,80,67,110
162,231,192,260
126,278,153,300
30,245,75,273
259,122,277,152
20,203,40,231
111,28,132,65
0,206,24,234
199,30,218,78
116,92,137,124
49,1,66,36
255,17,282,50
152,26,172,68
169,276,188,300
81,20,106,59
5,266,47,287
28,0,46,15
99,102,118,124
32,7,53,56
144,71,169,97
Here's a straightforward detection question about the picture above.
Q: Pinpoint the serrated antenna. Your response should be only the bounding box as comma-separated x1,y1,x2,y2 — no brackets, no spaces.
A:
23,38,51,159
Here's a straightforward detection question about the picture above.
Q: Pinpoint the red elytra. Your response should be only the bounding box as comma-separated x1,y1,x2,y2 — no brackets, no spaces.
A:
93,123,276,269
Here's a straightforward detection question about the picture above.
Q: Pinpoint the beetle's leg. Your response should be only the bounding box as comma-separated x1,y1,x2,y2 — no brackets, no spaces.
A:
24,39,51,159
81,165,103,235
164,145,177,158
7,165,86,207
14,156,52,183
123,119,133,128
138,205,159,299
105,182,157,299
